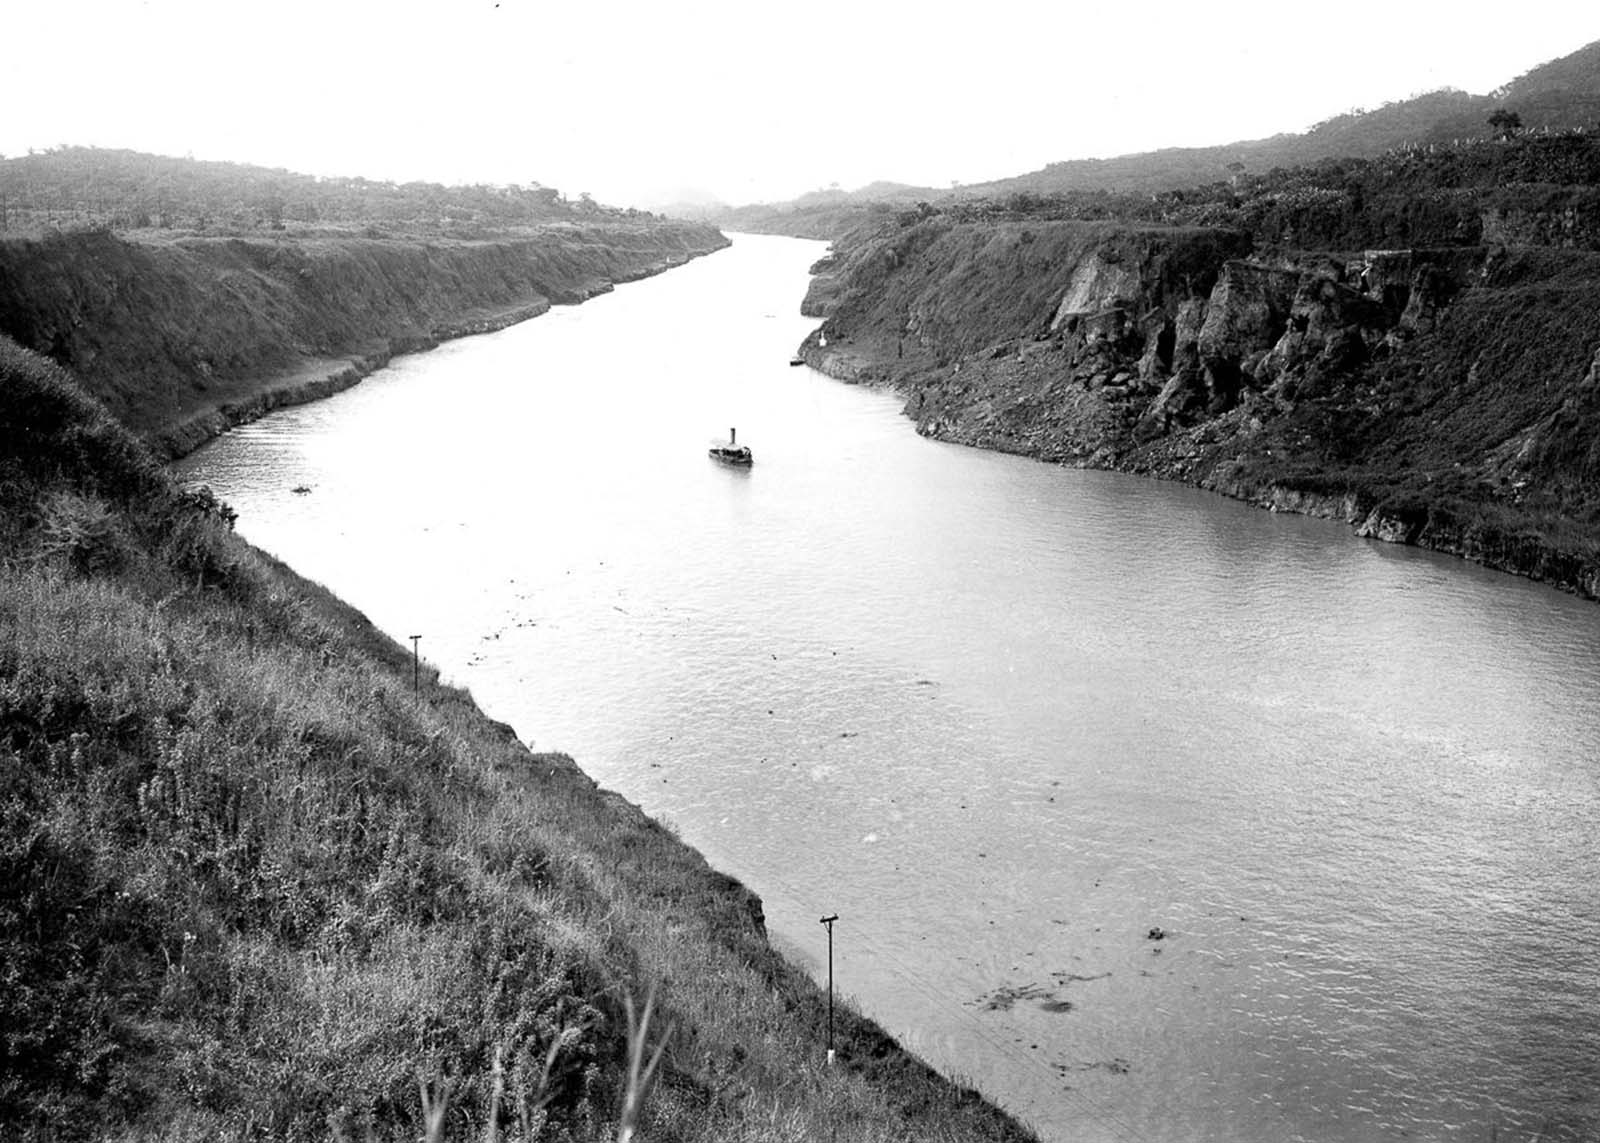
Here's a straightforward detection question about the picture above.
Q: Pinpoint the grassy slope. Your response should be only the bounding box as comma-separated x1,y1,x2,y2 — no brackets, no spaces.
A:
0,335,1036,1141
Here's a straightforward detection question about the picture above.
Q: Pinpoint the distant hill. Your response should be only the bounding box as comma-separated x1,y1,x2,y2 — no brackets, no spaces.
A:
974,90,1490,201
793,181,929,206
626,184,728,217
1503,37,1600,112
709,180,935,238
707,37,1600,236
978,40,1600,199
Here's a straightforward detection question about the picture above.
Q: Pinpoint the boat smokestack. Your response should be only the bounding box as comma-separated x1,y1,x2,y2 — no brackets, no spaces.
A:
730,427,736,444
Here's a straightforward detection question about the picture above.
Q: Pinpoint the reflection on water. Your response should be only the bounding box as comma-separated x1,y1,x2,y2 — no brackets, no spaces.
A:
177,233,1600,1143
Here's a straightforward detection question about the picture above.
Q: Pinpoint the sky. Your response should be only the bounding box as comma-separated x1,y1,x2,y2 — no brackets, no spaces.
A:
3,0,1597,208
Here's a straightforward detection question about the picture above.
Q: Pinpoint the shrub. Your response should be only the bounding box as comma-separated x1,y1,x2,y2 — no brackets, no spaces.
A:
36,491,129,573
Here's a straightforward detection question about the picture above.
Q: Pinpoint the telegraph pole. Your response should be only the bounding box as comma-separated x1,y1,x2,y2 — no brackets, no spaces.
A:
409,635,421,694
820,914,839,1065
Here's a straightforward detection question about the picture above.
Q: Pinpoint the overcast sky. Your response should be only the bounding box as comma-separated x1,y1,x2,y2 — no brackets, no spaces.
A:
3,1,1596,207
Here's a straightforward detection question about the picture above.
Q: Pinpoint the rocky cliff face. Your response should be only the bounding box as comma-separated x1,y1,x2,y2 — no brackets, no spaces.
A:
0,221,728,454
799,218,1600,599
1479,189,1600,249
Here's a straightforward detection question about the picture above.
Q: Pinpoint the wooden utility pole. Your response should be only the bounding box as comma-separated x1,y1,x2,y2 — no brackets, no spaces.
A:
820,914,839,1065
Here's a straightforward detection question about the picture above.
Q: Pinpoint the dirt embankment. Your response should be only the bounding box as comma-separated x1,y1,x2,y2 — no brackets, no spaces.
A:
0,221,729,457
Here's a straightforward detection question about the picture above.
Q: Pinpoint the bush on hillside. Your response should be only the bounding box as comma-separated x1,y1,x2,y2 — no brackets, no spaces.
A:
35,491,129,573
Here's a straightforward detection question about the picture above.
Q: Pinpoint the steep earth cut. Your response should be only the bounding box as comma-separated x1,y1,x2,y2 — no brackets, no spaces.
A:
0,221,729,457
798,216,1600,600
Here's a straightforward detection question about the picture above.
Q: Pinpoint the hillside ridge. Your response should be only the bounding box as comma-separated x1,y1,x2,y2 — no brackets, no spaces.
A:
0,221,730,458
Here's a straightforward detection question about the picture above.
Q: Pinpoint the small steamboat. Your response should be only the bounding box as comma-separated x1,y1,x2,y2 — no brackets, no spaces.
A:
709,426,753,466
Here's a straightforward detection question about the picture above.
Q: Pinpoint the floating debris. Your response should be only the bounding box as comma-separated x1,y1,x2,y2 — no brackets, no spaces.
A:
973,979,1088,1014
974,983,1054,1011
1050,971,1112,985
1081,1058,1131,1075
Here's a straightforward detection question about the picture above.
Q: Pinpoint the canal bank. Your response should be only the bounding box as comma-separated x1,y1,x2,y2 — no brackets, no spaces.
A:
0,253,1037,1140
0,220,731,460
179,233,1600,1143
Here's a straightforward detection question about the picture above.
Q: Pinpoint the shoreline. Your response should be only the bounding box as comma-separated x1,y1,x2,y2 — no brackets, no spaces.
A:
2,208,1040,1137
148,239,1038,1130
800,340,1600,603
156,247,713,461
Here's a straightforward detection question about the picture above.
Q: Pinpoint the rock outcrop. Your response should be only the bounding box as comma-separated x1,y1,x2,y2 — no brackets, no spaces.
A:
800,215,1600,599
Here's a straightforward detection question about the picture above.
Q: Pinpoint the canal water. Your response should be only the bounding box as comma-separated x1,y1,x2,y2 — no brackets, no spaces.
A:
176,233,1600,1143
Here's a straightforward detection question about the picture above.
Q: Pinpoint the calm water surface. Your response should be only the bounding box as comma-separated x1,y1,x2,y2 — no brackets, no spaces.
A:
177,233,1600,1143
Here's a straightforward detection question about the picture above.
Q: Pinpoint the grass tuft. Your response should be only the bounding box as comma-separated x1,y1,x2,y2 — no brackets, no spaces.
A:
617,990,671,1143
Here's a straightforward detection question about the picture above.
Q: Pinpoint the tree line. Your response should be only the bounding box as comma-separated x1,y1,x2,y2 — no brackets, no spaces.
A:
0,146,648,237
